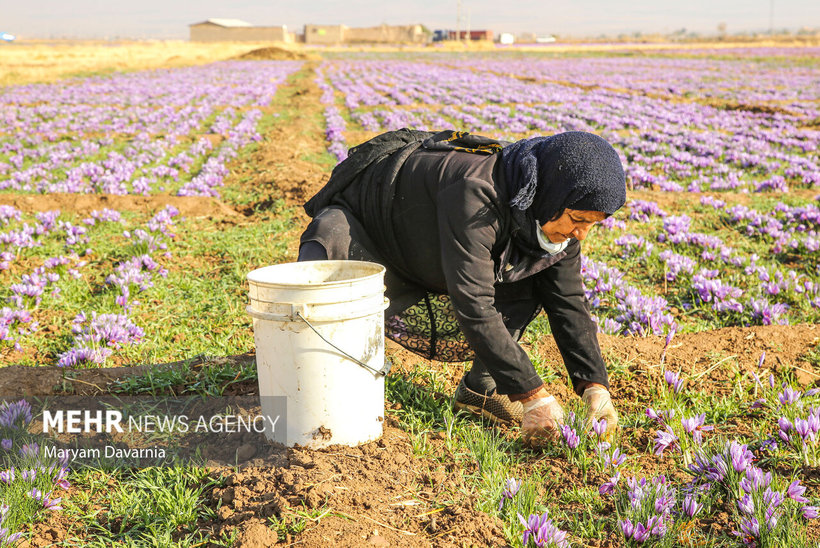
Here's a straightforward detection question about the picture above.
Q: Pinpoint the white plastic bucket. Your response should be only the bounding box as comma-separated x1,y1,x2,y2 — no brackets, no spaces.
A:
246,260,388,448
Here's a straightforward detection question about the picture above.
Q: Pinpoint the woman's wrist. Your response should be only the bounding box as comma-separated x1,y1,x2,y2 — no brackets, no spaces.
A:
576,381,607,395
517,386,549,403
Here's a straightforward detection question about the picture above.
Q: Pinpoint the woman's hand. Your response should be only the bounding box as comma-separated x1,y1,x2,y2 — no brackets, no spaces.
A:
582,384,619,439
520,388,565,447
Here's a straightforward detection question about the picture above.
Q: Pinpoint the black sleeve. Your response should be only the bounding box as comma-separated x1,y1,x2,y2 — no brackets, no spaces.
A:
534,239,610,395
436,178,544,396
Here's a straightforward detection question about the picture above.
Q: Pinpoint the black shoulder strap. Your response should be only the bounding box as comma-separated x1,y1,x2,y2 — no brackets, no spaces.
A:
421,130,509,155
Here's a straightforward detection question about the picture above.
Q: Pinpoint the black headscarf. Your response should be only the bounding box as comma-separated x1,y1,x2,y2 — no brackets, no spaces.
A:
500,131,626,257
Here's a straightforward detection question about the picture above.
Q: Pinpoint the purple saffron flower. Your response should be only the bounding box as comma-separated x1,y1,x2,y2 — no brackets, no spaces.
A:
0,399,33,430
654,491,675,515
646,407,675,425
602,448,626,470
26,488,62,511
54,467,70,490
599,472,621,496
619,518,634,539
808,412,820,435
592,418,607,437
683,494,702,518
779,387,802,405
499,478,521,511
653,427,680,456
532,518,569,548
19,442,38,458
794,418,813,441
739,516,760,544
786,480,809,504
740,467,772,494
504,478,521,497
758,438,779,453
664,325,676,348
729,442,755,473
763,488,784,510
664,370,684,393
738,494,755,515
0,531,22,543
778,416,793,442
518,511,568,548
802,505,819,519
646,514,667,538
41,493,62,511
632,522,651,542
681,413,714,445
561,425,580,450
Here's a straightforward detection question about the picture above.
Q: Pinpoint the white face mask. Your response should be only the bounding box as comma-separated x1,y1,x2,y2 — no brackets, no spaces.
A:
535,220,569,255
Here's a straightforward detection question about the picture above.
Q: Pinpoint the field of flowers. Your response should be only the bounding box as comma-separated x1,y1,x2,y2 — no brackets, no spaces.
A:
1,44,819,547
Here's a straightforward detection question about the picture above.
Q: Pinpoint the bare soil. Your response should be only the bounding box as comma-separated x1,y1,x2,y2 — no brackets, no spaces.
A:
0,193,241,219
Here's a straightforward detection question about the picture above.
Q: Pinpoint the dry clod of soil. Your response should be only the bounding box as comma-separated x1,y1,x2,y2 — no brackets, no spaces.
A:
233,519,281,548
235,46,320,61
368,530,391,545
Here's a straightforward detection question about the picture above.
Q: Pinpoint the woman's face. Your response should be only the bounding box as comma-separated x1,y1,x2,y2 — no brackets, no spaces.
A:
540,209,607,243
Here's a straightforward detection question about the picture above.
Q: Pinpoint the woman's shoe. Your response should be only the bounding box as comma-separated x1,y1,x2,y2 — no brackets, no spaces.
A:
453,374,524,425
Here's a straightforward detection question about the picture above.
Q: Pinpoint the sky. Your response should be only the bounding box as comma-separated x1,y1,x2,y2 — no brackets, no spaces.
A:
3,0,819,40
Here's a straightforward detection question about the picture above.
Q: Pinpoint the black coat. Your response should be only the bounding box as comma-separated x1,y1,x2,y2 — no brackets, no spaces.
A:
303,130,608,396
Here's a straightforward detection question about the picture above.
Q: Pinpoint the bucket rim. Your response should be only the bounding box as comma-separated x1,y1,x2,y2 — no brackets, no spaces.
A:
247,260,386,289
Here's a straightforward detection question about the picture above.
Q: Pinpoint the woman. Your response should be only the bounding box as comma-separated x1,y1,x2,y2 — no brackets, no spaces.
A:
298,128,625,445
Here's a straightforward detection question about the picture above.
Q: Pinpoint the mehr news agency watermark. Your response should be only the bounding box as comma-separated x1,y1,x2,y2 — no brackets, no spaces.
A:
0,396,286,467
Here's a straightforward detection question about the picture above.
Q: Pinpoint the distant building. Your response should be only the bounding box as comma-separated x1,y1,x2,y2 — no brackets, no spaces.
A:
189,19,292,42
304,24,348,45
304,23,427,45
347,24,426,44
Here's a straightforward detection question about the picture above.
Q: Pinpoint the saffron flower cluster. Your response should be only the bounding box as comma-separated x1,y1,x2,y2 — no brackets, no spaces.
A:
52,206,178,367
518,511,570,548
0,400,71,542
617,475,677,543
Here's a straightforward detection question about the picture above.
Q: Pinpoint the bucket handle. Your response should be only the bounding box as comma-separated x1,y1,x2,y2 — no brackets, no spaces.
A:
295,311,392,377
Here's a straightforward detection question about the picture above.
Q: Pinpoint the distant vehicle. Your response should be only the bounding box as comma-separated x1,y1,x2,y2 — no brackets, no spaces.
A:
535,35,556,43
0,32,15,42
431,29,494,41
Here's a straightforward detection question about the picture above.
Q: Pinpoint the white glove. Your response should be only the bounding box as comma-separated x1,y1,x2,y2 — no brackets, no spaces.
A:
521,395,564,447
582,385,619,439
